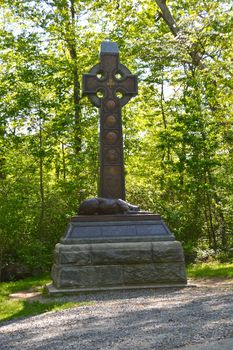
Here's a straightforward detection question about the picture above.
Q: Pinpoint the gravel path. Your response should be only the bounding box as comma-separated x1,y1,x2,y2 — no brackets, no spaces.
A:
0,284,233,350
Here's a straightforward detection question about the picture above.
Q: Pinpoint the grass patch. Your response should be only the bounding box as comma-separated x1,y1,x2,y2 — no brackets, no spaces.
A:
0,275,51,299
187,262,233,278
0,275,86,323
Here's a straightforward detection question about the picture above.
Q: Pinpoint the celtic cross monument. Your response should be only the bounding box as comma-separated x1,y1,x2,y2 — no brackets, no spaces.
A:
83,41,137,200
49,42,187,294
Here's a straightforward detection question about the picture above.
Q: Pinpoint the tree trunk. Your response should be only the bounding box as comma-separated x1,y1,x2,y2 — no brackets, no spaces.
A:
38,116,45,238
160,75,172,159
69,0,82,154
0,124,6,179
62,142,66,180
160,76,167,130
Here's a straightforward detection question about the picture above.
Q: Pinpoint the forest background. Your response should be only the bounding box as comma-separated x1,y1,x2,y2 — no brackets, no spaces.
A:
0,0,232,281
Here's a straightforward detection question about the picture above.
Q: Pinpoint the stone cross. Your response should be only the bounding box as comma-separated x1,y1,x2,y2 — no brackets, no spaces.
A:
83,41,137,200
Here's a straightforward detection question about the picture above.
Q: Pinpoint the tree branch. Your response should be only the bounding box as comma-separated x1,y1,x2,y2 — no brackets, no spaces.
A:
155,0,205,69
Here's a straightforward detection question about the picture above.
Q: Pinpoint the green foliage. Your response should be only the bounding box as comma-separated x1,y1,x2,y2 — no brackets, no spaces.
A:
187,262,233,278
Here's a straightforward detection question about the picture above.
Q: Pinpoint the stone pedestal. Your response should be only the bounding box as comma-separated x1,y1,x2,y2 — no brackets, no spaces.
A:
49,214,187,293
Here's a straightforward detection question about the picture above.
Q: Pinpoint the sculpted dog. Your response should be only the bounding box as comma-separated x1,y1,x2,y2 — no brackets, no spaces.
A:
78,197,139,215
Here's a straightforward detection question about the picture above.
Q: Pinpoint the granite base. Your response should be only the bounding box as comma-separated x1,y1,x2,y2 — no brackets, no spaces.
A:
50,214,187,292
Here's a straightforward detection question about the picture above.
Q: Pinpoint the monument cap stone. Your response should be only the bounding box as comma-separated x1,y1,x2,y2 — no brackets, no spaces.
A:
100,41,119,53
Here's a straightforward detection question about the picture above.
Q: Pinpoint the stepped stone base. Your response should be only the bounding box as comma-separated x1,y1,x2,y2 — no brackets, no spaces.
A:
50,214,187,292
46,282,191,295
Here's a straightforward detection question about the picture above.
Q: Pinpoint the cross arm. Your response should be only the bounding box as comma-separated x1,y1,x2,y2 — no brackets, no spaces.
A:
82,64,104,107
